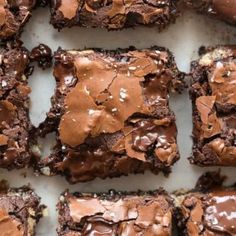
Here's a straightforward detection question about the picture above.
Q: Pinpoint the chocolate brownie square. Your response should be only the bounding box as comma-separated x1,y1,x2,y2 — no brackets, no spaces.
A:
37,47,184,183
0,180,45,236
50,0,180,30
0,0,37,40
57,189,173,235
185,0,236,25
0,42,33,169
175,171,236,235
190,46,236,166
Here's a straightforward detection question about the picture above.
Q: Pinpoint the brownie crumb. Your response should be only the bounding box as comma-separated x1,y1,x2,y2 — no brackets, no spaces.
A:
30,44,53,69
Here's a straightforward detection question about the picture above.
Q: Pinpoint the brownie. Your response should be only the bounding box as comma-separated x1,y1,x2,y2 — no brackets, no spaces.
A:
57,189,174,235
189,46,236,166
0,180,45,236
0,42,33,169
185,0,236,25
50,0,180,30
175,171,236,235
37,47,184,183
0,0,37,40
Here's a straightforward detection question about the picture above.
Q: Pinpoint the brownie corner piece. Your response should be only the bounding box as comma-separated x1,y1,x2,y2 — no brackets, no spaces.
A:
185,0,236,25
0,181,45,235
50,0,180,30
175,171,236,235
57,189,174,235
0,0,37,40
0,42,33,169
190,45,236,166
37,47,184,183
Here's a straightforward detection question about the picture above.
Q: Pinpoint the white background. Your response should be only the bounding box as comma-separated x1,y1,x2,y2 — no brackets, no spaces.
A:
0,6,236,236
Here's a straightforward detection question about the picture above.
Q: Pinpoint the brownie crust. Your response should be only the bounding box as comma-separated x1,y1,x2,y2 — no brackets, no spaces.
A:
0,42,34,169
57,189,173,235
37,47,184,183
190,46,236,166
50,0,180,30
186,0,236,25
0,0,37,40
0,180,45,236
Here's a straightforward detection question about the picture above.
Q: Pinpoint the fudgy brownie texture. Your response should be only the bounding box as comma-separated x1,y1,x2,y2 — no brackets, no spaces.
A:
185,0,236,25
0,180,45,236
50,0,180,30
175,171,236,236
0,0,37,40
57,189,173,235
190,46,236,166
37,47,184,183
0,42,34,169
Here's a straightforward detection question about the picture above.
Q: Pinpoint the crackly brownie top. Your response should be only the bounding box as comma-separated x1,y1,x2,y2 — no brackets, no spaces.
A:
0,0,36,39
180,190,236,235
58,190,173,235
191,46,236,165
51,0,179,29
186,0,236,25
0,43,32,168
54,48,182,163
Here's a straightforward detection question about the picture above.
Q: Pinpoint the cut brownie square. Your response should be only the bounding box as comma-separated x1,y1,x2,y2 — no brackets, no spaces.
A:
0,0,37,40
175,171,236,235
57,189,174,235
50,0,180,30
185,0,236,25
0,42,33,169
190,46,236,166
0,180,45,236
37,47,184,183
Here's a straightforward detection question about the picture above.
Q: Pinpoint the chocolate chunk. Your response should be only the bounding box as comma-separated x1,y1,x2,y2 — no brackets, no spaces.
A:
57,189,173,235
37,47,185,183
186,0,236,25
0,181,45,236
176,171,236,236
0,0,37,40
0,42,34,169
30,44,53,69
190,46,236,166
50,0,180,30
